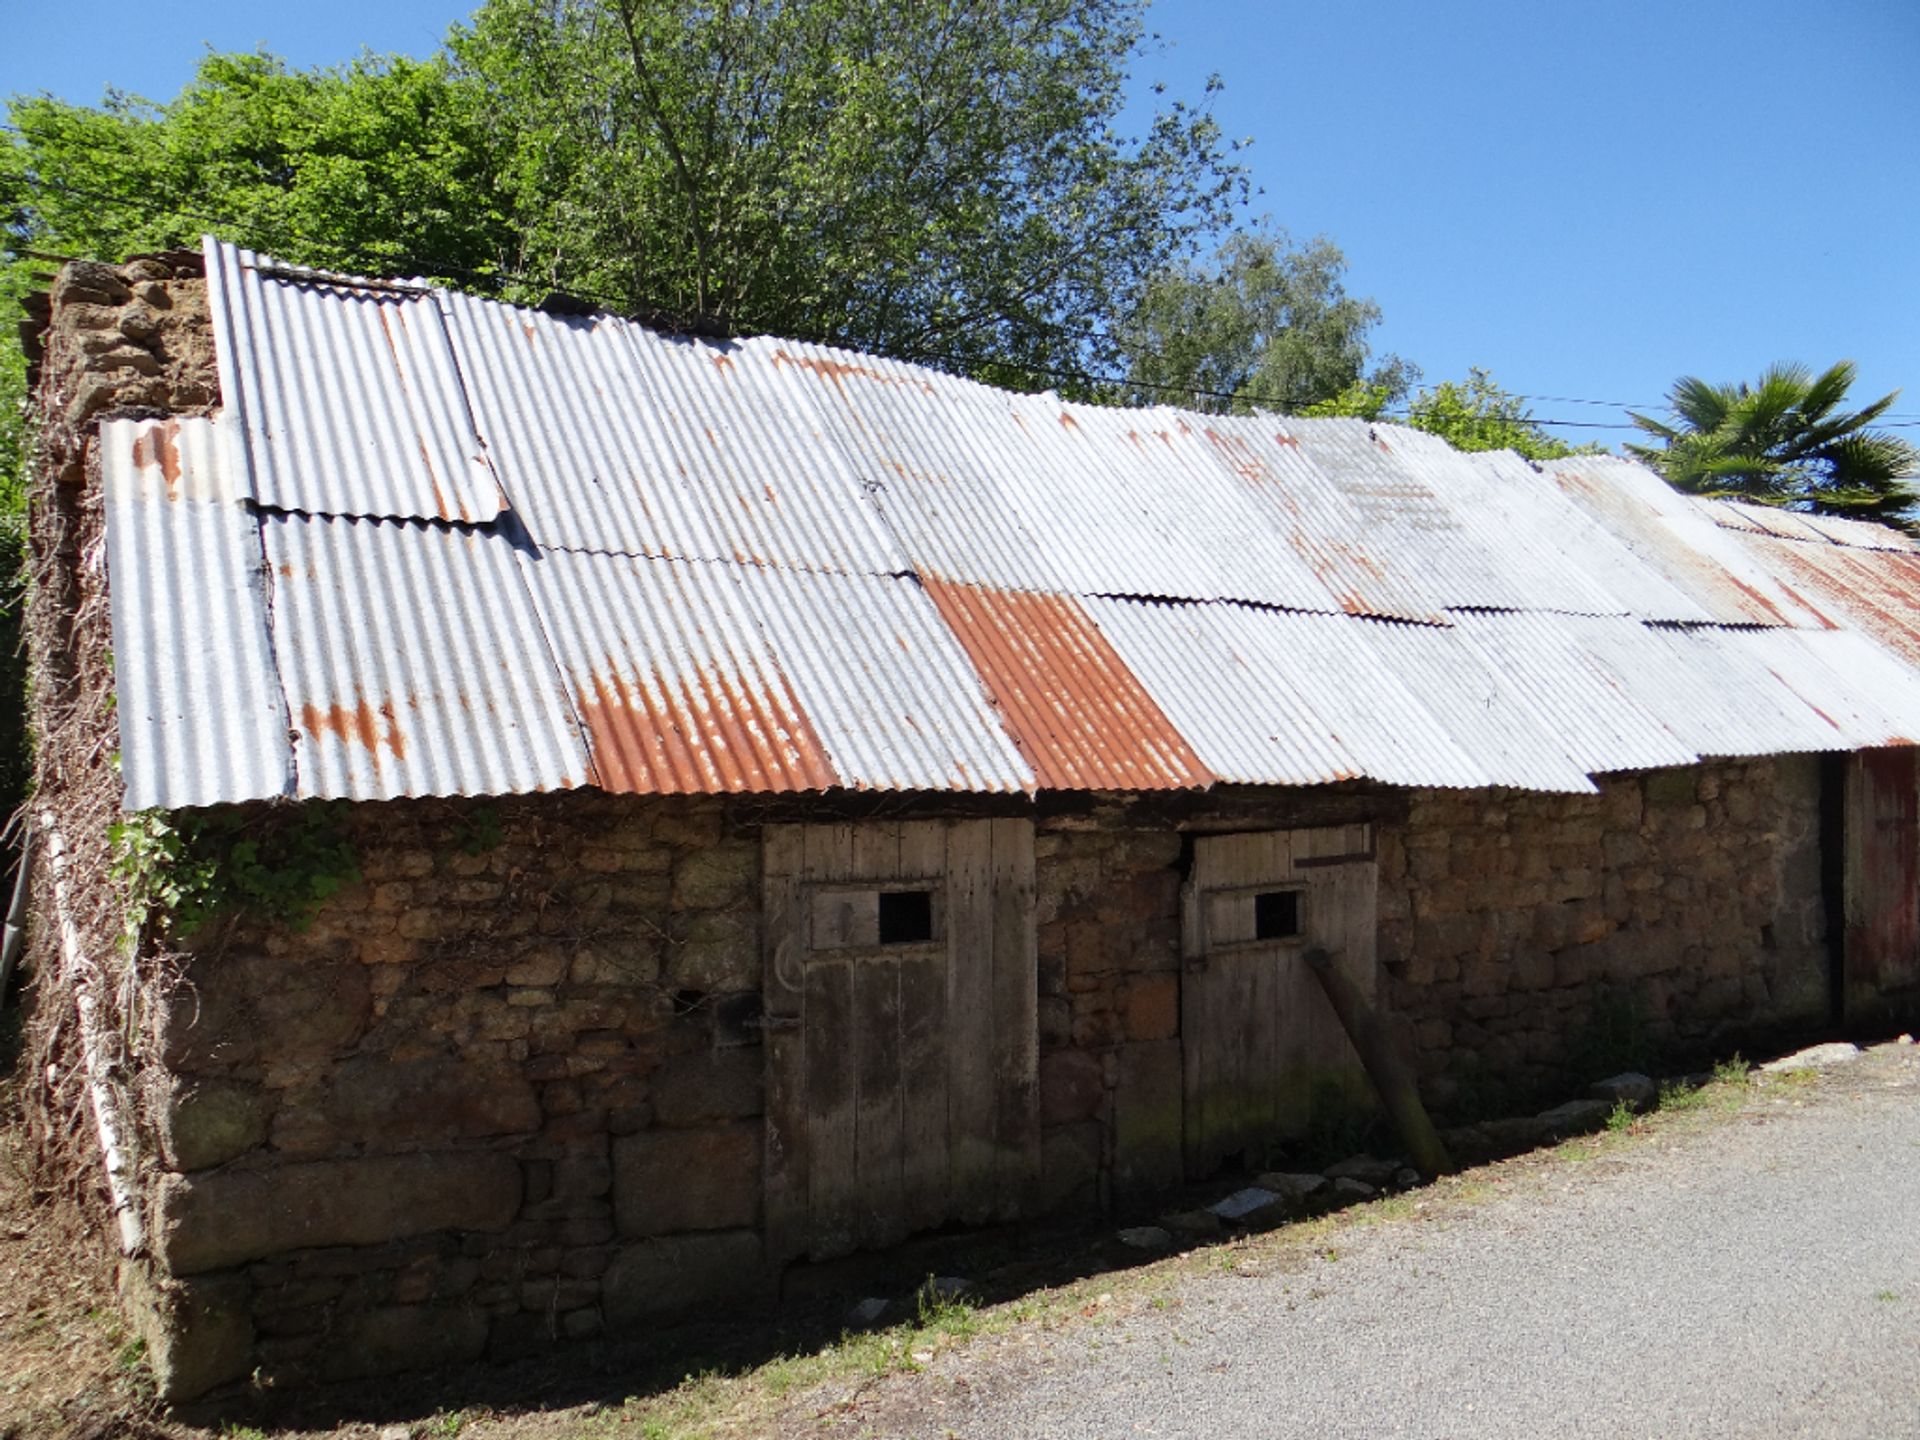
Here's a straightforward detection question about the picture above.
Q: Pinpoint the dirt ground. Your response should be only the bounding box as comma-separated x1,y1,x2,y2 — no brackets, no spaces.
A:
0,1043,1906,1440
0,1120,159,1440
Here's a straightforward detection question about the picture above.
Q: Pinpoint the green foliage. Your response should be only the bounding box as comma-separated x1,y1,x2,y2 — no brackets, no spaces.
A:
1626,361,1920,528
1404,368,1578,460
1300,378,1397,421
1304,367,1583,461
447,0,1246,387
1117,224,1412,413
108,803,360,940
452,803,504,857
4,51,513,280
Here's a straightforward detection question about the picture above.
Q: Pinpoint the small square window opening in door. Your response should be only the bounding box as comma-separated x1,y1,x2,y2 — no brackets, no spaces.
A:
1254,889,1301,941
878,889,935,945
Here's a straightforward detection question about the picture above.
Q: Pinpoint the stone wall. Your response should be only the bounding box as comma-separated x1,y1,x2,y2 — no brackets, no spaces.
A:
133,792,770,1396
1381,755,1830,1118
1033,824,1186,1211
120,757,1835,1399
27,253,219,486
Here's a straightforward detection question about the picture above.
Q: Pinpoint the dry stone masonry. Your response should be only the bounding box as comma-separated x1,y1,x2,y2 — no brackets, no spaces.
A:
120,755,1835,1396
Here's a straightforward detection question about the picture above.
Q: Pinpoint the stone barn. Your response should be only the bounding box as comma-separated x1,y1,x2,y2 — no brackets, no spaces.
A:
18,238,1920,1400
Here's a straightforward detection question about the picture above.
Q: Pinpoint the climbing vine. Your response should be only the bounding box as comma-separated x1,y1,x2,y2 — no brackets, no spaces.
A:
108,802,361,940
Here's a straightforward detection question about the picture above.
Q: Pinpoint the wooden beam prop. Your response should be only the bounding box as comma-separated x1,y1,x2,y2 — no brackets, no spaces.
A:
1302,946,1453,1179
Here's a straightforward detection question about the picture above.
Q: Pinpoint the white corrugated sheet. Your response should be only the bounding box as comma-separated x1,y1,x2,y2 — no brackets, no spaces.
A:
205,237,507,524
440,299,909,577
1449,612,1697,776
262,514,590,801
97,240,1920,808
104,417,293,809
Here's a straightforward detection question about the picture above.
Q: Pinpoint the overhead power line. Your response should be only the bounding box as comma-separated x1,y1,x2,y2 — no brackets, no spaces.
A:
5,145,1912,436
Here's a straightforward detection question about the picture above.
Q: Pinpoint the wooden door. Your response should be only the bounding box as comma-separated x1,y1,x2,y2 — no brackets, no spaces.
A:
1844,747,1920,1024
762,818,1038,1263
1181,824,1377,1178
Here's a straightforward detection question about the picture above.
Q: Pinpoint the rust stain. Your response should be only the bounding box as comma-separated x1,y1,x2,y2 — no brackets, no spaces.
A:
769,348,935,394
711,352,735,372
417,439,454,520
1059,411,1079,430
520,321,538,343
375,304,405,364
762,484,777,504
130,421,184,497
300,696,406,762
1204,427,1269,485
922,577,1213,792
574,658,837,795
1274,432,1300,448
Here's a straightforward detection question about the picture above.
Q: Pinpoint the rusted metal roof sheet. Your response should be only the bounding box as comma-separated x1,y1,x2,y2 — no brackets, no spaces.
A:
103,416,293,809
204,238,507,524
518,551,1035,794
439,298,908,576
921,580,1212,790
1540,455,1830,628
1729,534,1920,669
262,514,591,801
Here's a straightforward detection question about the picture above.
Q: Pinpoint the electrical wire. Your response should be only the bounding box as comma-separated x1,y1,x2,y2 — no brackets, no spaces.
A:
4,131,1912,434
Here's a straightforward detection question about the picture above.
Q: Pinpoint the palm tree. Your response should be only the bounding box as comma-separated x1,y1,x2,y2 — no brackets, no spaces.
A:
1626,361,1920,528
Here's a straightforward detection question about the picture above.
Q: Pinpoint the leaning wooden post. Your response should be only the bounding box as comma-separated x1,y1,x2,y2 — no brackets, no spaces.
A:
1302,946,1454,1179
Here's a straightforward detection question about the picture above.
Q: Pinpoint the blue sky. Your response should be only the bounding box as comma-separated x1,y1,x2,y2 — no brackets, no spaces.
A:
5,0,1917,444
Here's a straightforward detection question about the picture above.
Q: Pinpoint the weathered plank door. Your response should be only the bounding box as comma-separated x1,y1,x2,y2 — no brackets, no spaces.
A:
762,818,1038,1263
1844,747,1920,1023
1181,823,1377,1178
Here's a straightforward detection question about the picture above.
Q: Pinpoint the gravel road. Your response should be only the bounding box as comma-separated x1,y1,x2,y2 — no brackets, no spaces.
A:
843,1044,1920,1440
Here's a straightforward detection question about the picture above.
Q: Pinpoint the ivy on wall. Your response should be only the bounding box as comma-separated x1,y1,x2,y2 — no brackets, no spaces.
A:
109,803,361,940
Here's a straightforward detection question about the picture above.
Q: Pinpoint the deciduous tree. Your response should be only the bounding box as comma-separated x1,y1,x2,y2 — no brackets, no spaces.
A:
1116,225,1412,414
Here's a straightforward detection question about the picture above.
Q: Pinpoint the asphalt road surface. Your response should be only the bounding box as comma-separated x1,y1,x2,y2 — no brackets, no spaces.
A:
849,1044,1920,1440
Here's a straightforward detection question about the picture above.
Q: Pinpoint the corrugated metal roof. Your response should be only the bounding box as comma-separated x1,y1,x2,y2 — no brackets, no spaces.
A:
1283,418,1540,611
1732,534,1920,668
921,581,1212,790
93,240,1920,809
204,238,507,524
519,550,1033,794
1077,597,1365,787
439,299,909,576
1349,617,1600,793
262,513,591,801
1725,628,1920,750
1449,612,1698,776
1340,424,1648,618
1577,620,1849,759
103,417,293,809
1540,455,1830,628
1085,600,1500,791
